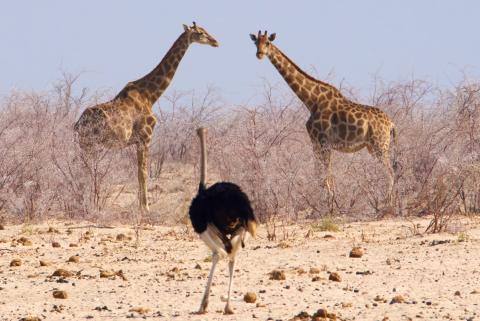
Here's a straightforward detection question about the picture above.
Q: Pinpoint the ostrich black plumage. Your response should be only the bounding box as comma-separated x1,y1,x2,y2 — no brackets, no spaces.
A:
189,127,257,315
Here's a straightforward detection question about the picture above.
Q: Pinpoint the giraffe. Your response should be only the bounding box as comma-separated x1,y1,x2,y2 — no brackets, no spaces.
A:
250,30,397,211
74,22,219,213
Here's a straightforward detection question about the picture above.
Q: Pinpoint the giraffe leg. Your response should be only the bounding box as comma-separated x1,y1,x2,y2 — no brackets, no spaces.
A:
381,153,395,207
312,143,335,213
322,149,336,212
136,143,149,213
368,144,395,209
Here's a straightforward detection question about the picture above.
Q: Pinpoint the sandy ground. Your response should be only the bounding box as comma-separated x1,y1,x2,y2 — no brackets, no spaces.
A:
0,218,479,321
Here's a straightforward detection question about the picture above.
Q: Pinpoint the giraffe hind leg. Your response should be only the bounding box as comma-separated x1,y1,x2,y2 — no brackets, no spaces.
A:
368,145,395,208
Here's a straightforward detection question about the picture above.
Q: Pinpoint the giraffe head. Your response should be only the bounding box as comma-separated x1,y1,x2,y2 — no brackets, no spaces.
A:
183,22,219,47
250,30,276,59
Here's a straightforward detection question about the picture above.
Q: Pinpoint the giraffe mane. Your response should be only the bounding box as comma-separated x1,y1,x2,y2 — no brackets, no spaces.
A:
272,44,341,95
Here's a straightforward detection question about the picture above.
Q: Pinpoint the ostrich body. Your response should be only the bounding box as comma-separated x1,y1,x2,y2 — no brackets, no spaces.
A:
189,127,257,315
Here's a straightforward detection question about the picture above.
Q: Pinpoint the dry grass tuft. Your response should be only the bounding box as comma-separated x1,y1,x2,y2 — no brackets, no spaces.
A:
19,317,41,321
129,307,150,314
100,269,127,281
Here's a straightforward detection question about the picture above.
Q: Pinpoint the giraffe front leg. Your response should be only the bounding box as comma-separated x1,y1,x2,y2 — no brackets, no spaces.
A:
313,144,335,214
136,143,149,213
307,134,335,213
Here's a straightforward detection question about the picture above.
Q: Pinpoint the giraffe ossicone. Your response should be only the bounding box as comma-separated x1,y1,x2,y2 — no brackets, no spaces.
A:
74,22,219,213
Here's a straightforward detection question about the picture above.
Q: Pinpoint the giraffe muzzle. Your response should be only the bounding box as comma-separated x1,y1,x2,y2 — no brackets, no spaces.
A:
256,52,265,59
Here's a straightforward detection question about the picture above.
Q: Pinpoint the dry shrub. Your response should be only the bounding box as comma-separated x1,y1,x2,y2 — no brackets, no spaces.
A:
0,75,134,222
0,74,479,228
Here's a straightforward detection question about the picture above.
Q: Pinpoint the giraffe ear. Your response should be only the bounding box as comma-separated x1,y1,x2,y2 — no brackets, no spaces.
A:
183,24,190,32
249,34,257,41
269,33,276,41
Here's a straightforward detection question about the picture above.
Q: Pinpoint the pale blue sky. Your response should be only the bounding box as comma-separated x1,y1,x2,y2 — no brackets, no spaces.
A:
1,1,479,104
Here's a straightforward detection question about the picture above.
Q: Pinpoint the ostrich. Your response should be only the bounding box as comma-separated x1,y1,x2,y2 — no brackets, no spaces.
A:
189,127,258,315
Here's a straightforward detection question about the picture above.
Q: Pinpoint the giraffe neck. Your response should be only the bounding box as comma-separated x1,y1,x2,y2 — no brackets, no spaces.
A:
130,32,191,105
267,44,341,113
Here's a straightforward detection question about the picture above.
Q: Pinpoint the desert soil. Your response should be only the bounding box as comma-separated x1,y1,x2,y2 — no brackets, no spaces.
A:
0,218,479,321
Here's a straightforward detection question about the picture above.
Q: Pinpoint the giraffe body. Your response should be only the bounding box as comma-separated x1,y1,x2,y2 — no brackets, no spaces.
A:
250,31,396,209
75,23,218,213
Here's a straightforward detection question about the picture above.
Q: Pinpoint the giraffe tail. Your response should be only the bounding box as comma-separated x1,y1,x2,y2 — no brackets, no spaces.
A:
390,126,398,171
390,126,397,146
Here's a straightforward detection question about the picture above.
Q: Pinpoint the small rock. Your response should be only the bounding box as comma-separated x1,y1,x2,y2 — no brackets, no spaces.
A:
94,305,110,311
269,269,286,280
244,292,257,303
312,308,336,320
10,259,22,267
67,255,80,263
374,295,387,303
312,276,322,282
0,224,4,230
52,290,68,299
69,243,78,247
454,290,461,296
39,260,51,267
356,270,373,275
309,267,321,274
296,267,306,274
329,272,341,282
386,258,392,265
51,304,64,312
292,311,311,320
194,263,201,270
52,241,61,248
18,237,32,246
116,233,128,241
349,247,364,258
47,227,59,233
52,269,74,277
390,295,405,304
